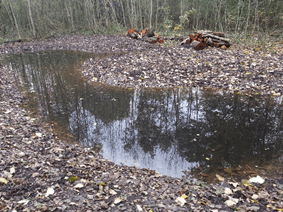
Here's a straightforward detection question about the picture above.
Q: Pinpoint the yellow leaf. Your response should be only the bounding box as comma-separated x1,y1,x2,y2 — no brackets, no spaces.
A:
0,177,8,184
100,182,106,186
182,194,188,199
216,174,225,182
149,210,153,212
68,176,78,182
241,179,253,187
206,157,210,160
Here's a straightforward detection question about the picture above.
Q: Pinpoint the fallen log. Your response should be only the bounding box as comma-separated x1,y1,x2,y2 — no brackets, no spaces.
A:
181,31,231,50
180,37,191,45
127,28,163,44
213,32,225,37
142,35,163,44
195,30,213,34
190,40,207,50
202,33,230,42
128,32,137,39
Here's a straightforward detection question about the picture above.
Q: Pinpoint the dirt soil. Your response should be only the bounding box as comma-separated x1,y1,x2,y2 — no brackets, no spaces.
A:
0,35,283,211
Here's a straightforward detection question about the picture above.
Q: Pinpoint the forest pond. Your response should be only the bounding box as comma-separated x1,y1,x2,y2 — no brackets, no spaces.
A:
4,50,283,179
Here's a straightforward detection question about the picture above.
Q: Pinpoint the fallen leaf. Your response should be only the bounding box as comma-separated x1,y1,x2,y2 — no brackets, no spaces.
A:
10,167,15,174
35,132,42,137
248,175,265,184
68,176,78,182
225,198,238,207
0,177,8,184
136,205,143,211
224,187,233,195
175,196,186,206
45,187,54,197
109,189,117,195
74,183,84,188
18,199,29,205
216,174,224,182
182,194,188,199
229,182,239,188
251,194,259,200
114,197,122,204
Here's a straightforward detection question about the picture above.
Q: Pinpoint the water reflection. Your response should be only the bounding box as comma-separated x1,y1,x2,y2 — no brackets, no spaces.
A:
4,51,283,178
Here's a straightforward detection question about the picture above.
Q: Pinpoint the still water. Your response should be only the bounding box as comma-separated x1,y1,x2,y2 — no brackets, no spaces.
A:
4,51,283,178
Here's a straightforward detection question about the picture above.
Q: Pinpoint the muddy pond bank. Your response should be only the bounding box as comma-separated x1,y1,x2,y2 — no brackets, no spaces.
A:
0,35,283,211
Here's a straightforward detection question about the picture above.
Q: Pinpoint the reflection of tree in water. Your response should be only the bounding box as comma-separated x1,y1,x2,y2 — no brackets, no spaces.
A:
5,51,133,141
125,89,175,157
201,91,283,167
5,51,283,176
125,87,283,170
5,51,91,120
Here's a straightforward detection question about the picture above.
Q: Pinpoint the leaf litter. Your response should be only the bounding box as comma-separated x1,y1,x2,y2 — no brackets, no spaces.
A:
0,35,283,211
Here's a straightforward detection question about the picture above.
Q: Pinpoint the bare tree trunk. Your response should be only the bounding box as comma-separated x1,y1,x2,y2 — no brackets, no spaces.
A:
119,0,127,27
64,0,74,31
149,0,153,29
7,0,21,39
138,0,142,29
2,0,14,31
130,0,135,28
109,0,119,26
155,0,158,29
180,0,183,16
245,0,251,32
235,0,244,32
68,0,75,31
27,0,36,37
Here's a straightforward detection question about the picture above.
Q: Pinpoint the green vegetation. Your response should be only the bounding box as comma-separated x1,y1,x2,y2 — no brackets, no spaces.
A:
0,0,283,41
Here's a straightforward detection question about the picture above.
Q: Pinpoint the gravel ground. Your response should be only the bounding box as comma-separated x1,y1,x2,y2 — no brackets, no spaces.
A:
0,35,283,211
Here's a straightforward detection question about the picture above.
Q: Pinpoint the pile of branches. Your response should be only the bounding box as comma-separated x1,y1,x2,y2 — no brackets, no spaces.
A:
180,31,231,50
127,28,164,44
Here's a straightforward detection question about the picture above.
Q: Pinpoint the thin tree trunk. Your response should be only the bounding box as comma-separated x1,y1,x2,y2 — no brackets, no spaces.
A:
109,0,119,26
245,0,251,32
139,0,143,29
180,0,183,16
90,1,99,30
27,0,36,37
155,0,158,30
119,0,127,27
150,0,153,29
2,0,14,31
7,0,21,39
68,0,75,31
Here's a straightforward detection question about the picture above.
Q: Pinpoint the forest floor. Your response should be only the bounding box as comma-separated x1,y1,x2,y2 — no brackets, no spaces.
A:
0,35,283,211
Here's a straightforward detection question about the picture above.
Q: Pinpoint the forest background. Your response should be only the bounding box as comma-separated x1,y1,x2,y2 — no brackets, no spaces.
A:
0,0,283,41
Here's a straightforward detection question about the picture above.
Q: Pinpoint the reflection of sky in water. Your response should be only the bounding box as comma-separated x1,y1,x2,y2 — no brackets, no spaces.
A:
6,51,283,179
69,88,203,178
